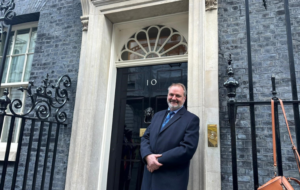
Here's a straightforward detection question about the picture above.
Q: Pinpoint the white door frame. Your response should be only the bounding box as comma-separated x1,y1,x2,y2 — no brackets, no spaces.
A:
65,1,220,190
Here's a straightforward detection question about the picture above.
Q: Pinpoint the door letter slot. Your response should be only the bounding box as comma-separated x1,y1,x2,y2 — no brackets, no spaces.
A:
208,124,218,147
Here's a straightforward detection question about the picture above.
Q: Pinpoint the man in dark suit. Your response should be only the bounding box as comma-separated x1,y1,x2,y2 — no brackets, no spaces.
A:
140,83,200,190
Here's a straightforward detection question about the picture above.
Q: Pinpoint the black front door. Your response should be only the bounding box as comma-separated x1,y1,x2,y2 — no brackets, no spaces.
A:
107,62,187,190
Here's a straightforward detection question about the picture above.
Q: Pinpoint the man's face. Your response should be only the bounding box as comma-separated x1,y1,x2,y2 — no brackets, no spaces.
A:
167,86,186,111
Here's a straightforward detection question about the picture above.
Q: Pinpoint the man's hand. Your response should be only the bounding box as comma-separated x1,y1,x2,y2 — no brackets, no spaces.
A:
146,154,163,173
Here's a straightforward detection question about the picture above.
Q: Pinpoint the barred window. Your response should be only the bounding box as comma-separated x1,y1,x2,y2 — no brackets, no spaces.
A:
0,23,38,145
0,26,37,84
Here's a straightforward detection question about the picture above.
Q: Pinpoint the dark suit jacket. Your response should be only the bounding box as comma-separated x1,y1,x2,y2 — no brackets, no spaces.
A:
140,107,200,190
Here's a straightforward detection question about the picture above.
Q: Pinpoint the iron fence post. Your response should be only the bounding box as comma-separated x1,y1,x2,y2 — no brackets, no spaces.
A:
224,55,239,190
282,0,300,155
244,1,259,187
271,76,283,175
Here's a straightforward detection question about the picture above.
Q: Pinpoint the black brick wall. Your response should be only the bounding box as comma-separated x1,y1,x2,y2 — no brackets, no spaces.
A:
0,0,82,189
219,0,300,189
4,0,300,189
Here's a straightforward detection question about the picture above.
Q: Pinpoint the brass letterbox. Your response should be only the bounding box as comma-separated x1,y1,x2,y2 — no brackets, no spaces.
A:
140,128,146,137
207,124,218,147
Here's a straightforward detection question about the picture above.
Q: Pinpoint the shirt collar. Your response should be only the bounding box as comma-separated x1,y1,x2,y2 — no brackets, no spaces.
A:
168,106,183,114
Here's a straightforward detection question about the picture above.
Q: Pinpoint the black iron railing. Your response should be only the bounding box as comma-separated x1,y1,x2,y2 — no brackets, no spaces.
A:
224,57,300,190
224,0,299,189
0,74,71,190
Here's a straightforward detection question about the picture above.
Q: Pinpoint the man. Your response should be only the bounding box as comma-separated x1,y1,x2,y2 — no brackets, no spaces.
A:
140,83,200,190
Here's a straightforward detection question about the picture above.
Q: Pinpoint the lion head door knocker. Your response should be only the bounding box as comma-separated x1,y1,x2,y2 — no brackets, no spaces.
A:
144,107,154,124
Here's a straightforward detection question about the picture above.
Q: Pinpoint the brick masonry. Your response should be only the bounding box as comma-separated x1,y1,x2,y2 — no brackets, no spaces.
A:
0,0,82,189
3,0,300,189
219,0,300,189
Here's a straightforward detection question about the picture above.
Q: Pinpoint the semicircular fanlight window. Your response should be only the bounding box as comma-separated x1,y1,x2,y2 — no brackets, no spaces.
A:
119,25,188,61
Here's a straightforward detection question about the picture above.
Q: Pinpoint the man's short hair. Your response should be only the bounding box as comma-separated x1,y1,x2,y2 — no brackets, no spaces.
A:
168,83,187,97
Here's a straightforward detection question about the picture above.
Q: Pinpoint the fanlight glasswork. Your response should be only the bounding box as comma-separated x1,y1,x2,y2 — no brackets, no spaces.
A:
119,25,188,61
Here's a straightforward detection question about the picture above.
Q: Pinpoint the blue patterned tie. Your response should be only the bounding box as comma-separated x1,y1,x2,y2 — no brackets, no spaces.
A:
161,111,175,131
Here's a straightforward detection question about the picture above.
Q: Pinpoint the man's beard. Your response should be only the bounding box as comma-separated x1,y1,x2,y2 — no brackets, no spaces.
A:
167,99,183,110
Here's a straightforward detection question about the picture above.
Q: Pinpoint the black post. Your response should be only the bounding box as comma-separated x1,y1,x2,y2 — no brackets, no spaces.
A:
271,76,283,175
244,0,259,187
224,55,239,190
41,122,53,190
49,123,61,190
32,121,44,190
11,118,26,190
228,103,238,190
283,0,300,154
22,120,35,190
0,116,15,190
245,0,254,102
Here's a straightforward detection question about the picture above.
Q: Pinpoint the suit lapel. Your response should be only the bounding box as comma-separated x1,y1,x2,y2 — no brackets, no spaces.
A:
155,110,168,135
159,107,187,134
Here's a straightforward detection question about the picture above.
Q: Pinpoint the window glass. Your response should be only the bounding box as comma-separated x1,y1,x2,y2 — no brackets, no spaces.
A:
0,32,15,56
0,87,24,143
119,25,187,61
9,88,23,113
148,27,159,51
28,27,37,53
24,54,33,81
0,24,37,143
1,58,10,83
8,55,25,83
7,32,15,55
0,26,37,84
1,117,21,143
13,29,30,55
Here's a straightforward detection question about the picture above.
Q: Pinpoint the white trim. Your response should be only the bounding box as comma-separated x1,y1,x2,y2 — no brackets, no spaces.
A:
1,82,29,87
97,23,117,190
92,0,158,7
96,13,188,190
1,22,38,33
93,0,182,12
96,12,188,190
21,27,33,82
11,22,38,31
114,12,188,62
8,52,34,57
115,55,188,68
114,11,188,28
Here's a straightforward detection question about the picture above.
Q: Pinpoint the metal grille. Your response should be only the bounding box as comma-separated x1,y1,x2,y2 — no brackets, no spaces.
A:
0,74,71,189
224,0,300,189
